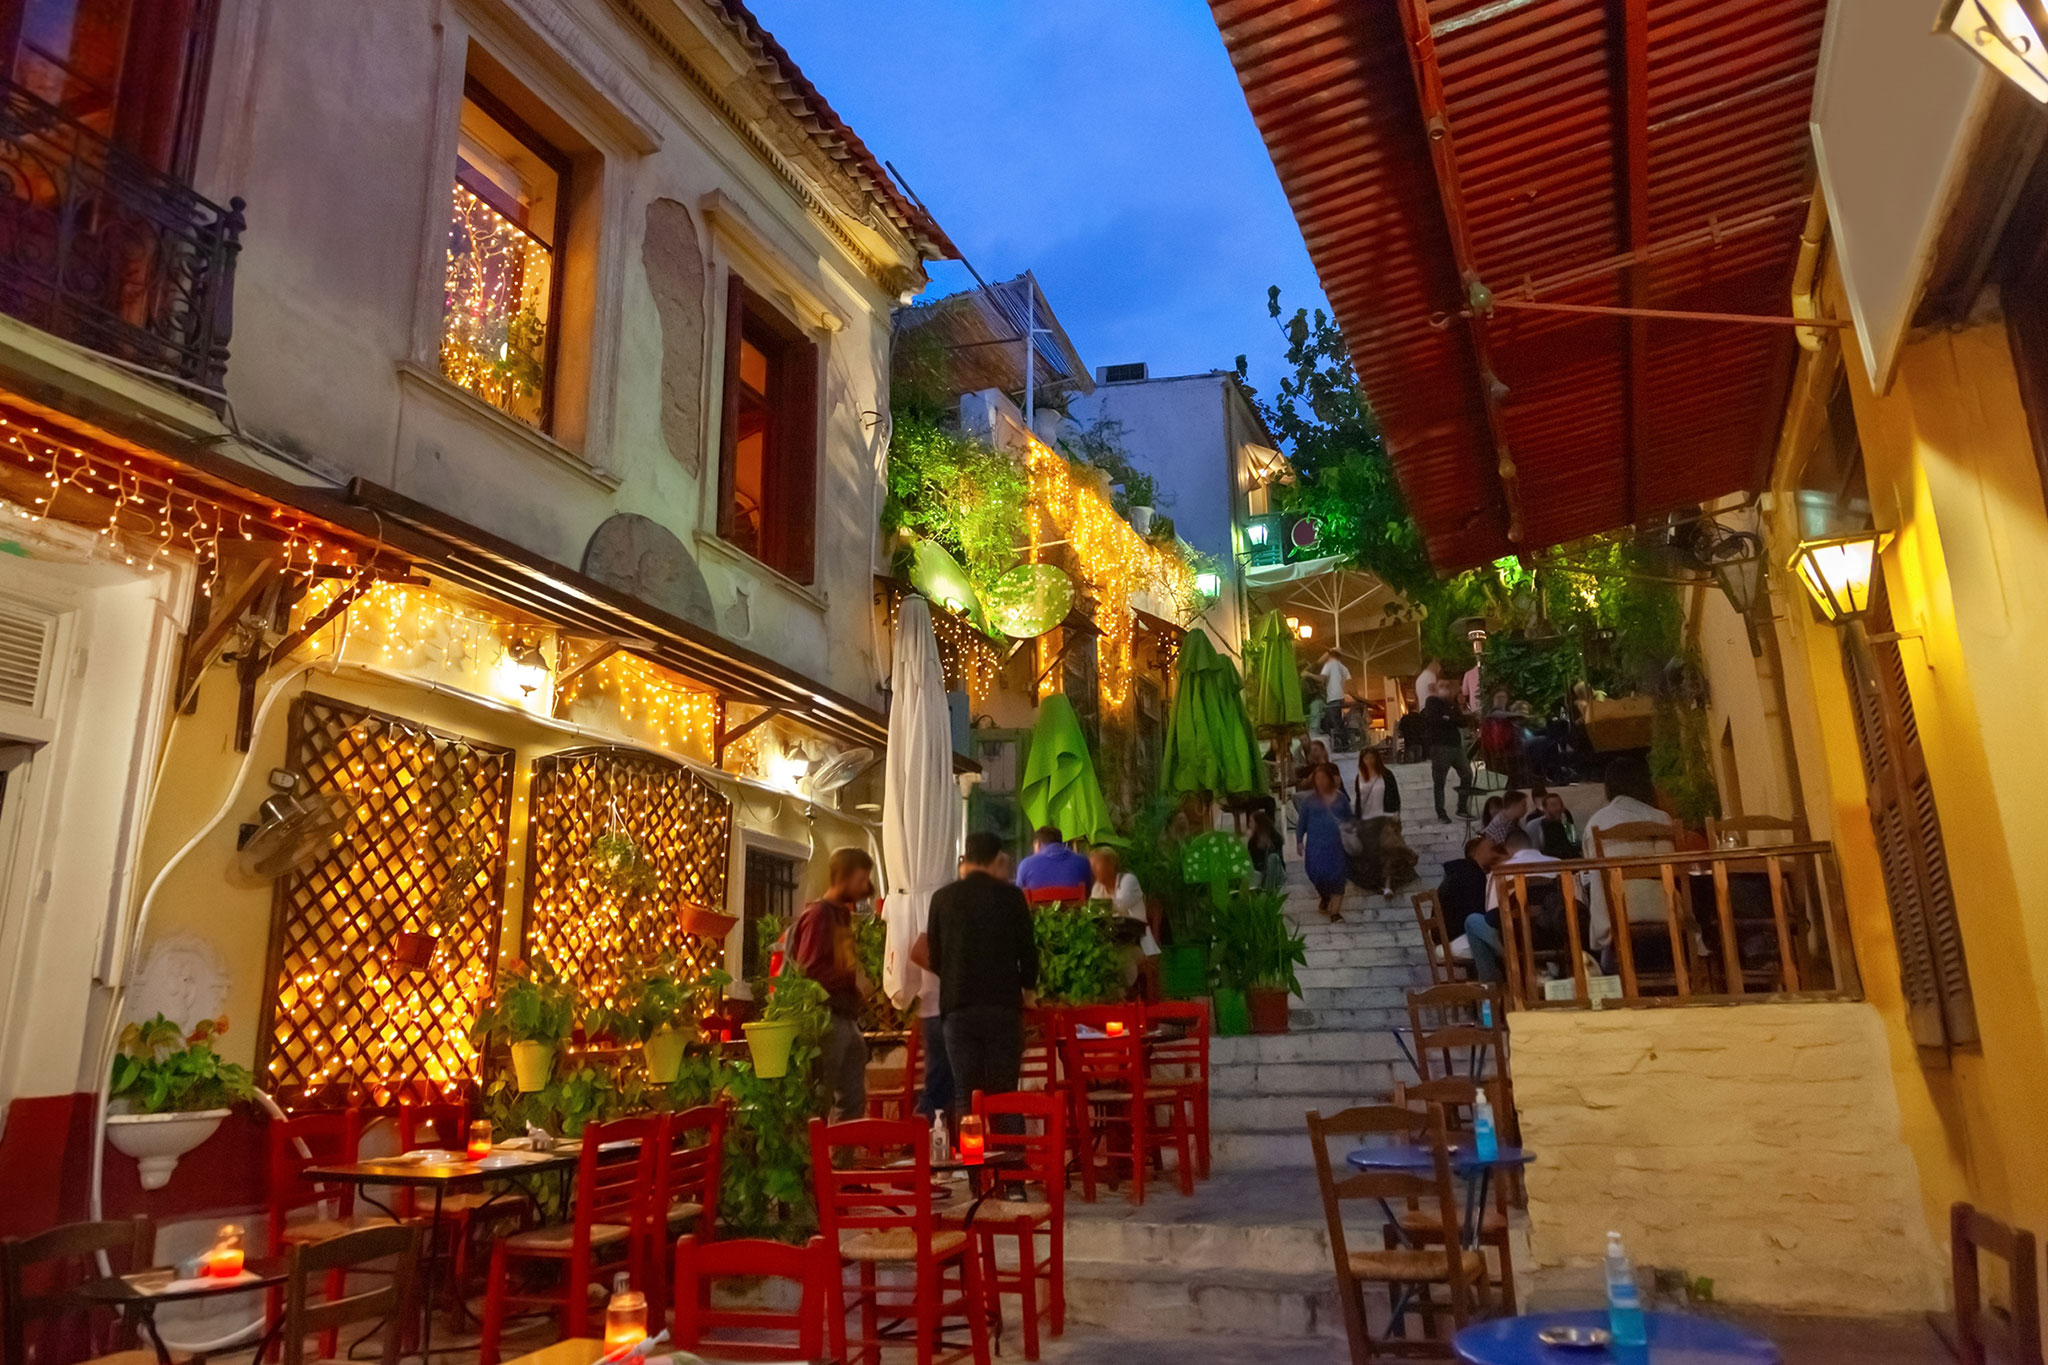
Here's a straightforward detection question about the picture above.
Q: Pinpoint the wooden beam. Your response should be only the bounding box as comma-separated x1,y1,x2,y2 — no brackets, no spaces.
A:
716,705,782,766
177,554,280,713
266,579,367,671
1490,299,1853,328
549,640,624,716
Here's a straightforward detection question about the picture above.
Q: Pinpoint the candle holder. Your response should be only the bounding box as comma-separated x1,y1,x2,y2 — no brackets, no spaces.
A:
957,1113,986,1165
1105,1019,1127,1037
466,1120,494,1161
205,1224,245,1278
604,1273,647,1348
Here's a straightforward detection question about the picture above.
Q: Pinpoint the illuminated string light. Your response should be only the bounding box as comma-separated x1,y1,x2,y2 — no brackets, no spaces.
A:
557,648,718,761
884,586,1000,702
441,183,552,426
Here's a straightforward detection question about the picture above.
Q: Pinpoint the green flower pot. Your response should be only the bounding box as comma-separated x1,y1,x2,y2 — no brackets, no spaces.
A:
1212,987,1250,1037
743,1019,800,1079
1160,944,1210,1000
510,1040,554,1093
643,1025,689,1084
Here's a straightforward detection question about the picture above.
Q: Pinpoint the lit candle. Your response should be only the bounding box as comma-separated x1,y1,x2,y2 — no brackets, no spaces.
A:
958,1113,986,1165
1105,1019,1127,1037
603,1274,647,1349
205,1225,245,1278
466,1120,493,1162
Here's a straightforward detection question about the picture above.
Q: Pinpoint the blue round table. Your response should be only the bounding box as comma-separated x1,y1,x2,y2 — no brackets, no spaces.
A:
1347,1143,1535,1174
1453,1311,1781,1364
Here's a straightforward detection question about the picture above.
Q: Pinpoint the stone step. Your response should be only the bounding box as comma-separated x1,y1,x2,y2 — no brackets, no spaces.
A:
1295,984,1424,1012
1212,1029,1406,1065
1063,1199,1331,1275
1300,941,1416,968
1212,1092,1398,1134
1061,1259,1341,1338
1288,1006,1411,1031
1212,1131,1326,1169
1212,1060,1400,1103
1296,964,1433,990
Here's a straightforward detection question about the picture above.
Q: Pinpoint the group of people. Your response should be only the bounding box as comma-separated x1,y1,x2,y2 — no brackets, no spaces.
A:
789,825,1158,1126
1282,737,1415,922
1432,754,1675,983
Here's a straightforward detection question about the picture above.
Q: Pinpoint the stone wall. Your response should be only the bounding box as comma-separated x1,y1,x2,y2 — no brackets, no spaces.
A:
1509,1002,1946,1314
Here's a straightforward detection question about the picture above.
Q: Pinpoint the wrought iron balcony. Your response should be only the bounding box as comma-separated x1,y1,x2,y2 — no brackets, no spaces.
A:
0,81,243,399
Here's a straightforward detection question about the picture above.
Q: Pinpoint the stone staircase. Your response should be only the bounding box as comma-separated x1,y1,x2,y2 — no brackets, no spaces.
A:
1058,762,1452,1340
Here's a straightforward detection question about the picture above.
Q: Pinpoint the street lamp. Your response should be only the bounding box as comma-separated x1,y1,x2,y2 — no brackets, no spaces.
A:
1938,0,2048,102
1194,570,1220,599
1246,521,1270,548
1788,530,1890,624
1297,622,1314,641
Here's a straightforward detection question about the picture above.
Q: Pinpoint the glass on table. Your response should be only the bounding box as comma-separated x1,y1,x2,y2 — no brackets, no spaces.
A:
467,1119,494,1161
957,1113,986,1164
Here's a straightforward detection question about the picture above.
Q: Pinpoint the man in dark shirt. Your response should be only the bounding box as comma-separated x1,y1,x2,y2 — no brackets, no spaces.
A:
914,831,1038,1123
1439,835,1504,981
1533,791,1582,859
789,847,874,1120
1421,678,1473,822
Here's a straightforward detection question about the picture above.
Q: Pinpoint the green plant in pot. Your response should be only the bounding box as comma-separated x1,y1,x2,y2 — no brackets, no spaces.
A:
745,955,829,1079
472,959,575,1092
1212,887,1307,1035
106,1014,256,1190
1123,797,1213,999
588,956,730,1085
1031,899,1124,1005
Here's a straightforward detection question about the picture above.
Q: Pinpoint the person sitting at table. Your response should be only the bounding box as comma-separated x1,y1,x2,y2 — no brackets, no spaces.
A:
1533,790,1581,859
1090,845,1160,1000
1481,789,1529,847
1439,835,1500,979
1485,829,1592,979
1015,826,1091,898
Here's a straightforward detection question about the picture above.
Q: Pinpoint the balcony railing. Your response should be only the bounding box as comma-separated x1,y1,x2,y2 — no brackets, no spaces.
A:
1491,842,1859,1010
0,81,243,397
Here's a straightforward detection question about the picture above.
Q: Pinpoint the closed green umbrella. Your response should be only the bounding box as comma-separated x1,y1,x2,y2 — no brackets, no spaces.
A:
1243,609,1307,731
1020,693,1114,845
1160,630,1267,801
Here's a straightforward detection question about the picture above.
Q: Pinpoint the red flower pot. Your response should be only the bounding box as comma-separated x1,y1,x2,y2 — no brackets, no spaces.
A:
1246,986,1293,1035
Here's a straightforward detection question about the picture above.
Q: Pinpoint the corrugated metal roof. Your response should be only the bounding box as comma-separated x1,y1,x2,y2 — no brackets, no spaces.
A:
1210,0,1826,569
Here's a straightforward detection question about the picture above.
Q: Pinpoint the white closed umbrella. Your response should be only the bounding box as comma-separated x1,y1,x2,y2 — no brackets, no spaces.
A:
881,596,958,1010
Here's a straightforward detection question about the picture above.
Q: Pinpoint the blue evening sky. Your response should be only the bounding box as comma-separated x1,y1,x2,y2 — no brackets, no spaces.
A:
744,0,1330,403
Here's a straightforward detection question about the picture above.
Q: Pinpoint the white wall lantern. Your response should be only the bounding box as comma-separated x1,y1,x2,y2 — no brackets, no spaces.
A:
1788,530,1890,624
1937,0,2048,102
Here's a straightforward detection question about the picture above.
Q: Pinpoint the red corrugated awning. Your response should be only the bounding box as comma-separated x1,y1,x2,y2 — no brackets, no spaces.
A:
1210,0,1828,569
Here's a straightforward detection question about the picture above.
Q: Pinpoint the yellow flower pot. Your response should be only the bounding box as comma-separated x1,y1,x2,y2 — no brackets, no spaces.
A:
510,1040,555,1092
742,1019,800,1079
644,1025,689,1084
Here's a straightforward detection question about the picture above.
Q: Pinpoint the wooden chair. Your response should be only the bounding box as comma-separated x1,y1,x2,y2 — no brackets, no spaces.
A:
672,1234,833,1362
1592,821,1688,995
477,1115,657,1365
393,1101,517,1317
1061,1005,1192,1204
953,1089,1066,1360
1019,1009,1061,1095
281,1223,421,1365
868,1026,924,1120
644,1103,726,1332
1144,999,1212,1179
1392,1077,1517,1314
266,1107,387,1359
1411,892,1469,986
1308,1104,1487,1362
0,1217,155,1365
1703,814,1816,989
1405,983,1507,1083
1953,1203,2044,1365
810,1116,990,1365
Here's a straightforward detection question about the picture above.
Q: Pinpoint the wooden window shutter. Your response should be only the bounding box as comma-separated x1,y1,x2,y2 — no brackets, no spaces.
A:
1841,579,1978,1049
777,330,819,585
716,273,746,542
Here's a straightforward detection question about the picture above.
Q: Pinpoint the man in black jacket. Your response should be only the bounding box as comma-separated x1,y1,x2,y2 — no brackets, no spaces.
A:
1438,835,1504,980
1421,678,1473,822
913,831,1038,1124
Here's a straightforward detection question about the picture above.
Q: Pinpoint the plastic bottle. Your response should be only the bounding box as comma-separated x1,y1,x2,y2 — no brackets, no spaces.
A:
930,1110,949,1162
1604,1231,1647,1347
1480,998,1494,1028
1472,1090,1499,1162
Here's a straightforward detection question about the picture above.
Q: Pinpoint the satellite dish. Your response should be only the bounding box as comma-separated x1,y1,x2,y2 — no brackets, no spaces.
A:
236,786,347,879
984,563,1074,639
805,747,878,797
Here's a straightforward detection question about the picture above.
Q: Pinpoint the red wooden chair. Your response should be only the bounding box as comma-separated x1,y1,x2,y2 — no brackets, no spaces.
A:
477,1116,657,1365
392,1100,517,1315
953,1090,1066,1360
1143,1000,1211,1180
672,1234,834,1361
868,1027,923,1121
1023,885,1088,906
810,1116,990,1365
1060,1005,1191,1204
266,1107,384,1358
644,1103,726,1332
1019,1009,1061,1094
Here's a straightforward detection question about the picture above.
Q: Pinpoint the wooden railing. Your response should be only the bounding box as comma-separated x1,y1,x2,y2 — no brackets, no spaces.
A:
1489,842,1859,1009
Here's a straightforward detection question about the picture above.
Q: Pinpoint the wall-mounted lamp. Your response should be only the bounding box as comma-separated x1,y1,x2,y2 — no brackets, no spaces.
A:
1788,529,1889,624
1938,0,2048,103
1296,622,1314,641
1194,570,1221,599
1285,615,1300,632
503,636,552,698
1245,521,1270,548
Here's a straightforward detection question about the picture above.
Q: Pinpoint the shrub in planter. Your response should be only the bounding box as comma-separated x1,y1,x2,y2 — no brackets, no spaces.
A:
107,1014,255,1190
1211,888,1307,1034
1031,899,1124,1006
587,955,729,1084
745,956,830,1079
472,960,575,1093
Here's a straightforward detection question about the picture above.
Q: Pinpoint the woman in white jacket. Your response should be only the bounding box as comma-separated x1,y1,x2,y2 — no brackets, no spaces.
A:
1090,846,1160,999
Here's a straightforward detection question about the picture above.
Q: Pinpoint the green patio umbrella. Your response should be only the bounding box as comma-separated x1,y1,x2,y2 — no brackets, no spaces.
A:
1243,609,1307,732
1160,630,1267,801
1019,693,1114,845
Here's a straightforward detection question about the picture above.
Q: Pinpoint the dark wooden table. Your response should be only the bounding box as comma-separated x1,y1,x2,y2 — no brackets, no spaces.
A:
74,1256,289,1365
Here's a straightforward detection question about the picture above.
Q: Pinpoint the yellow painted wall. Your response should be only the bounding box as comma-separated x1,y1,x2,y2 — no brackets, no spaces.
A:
134,654,870,1080
1720,254,2048,1255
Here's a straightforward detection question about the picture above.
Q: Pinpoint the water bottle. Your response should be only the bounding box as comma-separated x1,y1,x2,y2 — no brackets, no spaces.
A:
930,1110,949,1163
1480,998,1494,1028
1472,1091,1499,1162
1605,1231,1647,1347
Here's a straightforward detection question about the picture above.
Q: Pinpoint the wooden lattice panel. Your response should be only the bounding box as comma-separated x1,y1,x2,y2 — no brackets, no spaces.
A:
523,747,732,1008
258,695,513,1108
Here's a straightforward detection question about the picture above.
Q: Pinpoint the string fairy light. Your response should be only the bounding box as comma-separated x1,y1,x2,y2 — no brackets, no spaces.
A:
884,585,1000,702
440,183,552,427
556,647,719,761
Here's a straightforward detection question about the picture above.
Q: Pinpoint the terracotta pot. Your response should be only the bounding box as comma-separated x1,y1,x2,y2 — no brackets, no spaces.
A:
643,1025,689,1084
683,902,740,941
510,1040,555,1092
1246,985,1293,1035
743,1019,800,1078
391,931,435,971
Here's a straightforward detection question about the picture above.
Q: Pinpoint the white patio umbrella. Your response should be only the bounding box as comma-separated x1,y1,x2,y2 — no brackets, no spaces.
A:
881,595,958,1010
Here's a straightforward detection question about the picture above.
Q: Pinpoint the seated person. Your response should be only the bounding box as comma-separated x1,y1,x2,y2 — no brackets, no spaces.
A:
1015,826,1092,898
1532,791,1581,859
1438,835,1500,980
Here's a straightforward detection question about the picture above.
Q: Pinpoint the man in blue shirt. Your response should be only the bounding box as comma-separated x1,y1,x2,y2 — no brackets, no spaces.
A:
1014,826,1091,895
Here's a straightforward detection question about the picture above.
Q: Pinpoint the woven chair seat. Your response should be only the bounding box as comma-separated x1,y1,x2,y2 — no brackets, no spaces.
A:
665,1200,704,1226
838,1229,968,1263
505,1221,631,1252
1396,1207,1507,1236
1347,1247,1486,1281
279,1214,398,1243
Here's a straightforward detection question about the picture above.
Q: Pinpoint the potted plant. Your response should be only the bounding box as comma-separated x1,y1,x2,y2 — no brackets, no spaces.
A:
744,957,829,1079
589,956,730,1085
473,960,575,1091
682,897,740,942
1212,888,1307,1035
1122,800,1214,1001
584,828,661,898
106,1014,255,1190
1030,899,1125,1005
